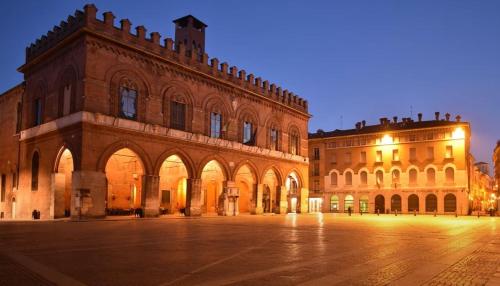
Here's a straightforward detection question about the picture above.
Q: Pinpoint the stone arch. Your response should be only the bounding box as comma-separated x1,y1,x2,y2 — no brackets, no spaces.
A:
202,93,233,138
108,68,150,121
233,163,258,213
358,167,369,185
424,164,437,185
231,160,259,183
287,123,302,155
97,140,153,175
52,145,75,218
261,165,283,186
196,155,230,180
284,168,304,188
52,143,78,173
343,168,354,186
444,193,457,212
154,148,195,179
56,64,78,117
263,114,283,150
389,166,402,185
161,81,195,131
236,104,260,144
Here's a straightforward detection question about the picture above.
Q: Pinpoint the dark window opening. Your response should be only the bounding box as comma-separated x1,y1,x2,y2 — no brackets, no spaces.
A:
170,101,186,130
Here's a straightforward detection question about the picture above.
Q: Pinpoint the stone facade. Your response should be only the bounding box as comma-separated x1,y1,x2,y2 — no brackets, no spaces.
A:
308,113,472,215
0,4,310,219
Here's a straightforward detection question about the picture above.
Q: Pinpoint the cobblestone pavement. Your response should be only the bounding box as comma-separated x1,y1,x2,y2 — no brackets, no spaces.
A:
0,214,499,286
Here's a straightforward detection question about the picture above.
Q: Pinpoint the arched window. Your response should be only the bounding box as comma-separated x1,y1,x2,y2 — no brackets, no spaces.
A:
289,129,300,155
331,172,338,186
59,68,77,117
445,167,454,184
31,152,39,191
344,195,354,212
427,168,436,185
210,112,222,138
269,126,280,151
119,80,138,120
376,170,384,185
33,87,44,127
345,171,352,186
392,169,400,184
360,171,368,185
409,169,418,185
425,194,438,212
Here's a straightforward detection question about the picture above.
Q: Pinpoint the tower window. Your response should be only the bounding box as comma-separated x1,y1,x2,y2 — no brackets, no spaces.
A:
210,112,221,138
120,87,137,120
243,121,253,145
171,101,186,130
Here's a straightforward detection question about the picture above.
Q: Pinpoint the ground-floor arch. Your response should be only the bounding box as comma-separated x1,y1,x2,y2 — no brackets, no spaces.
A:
444,193,457,212
285,171,301,213
359,195,369,213
53,148,74,218
105,148,144,215
344,194,354,212
262,168,280,213
408,194,419,212
234,164,256,213
391,194,402,212
426,194,438,212
159,155,188,214
201,160,225,214
375,195,385,213
330,195,339,212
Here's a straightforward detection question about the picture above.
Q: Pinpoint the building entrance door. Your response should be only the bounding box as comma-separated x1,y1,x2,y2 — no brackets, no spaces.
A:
309,198,323,213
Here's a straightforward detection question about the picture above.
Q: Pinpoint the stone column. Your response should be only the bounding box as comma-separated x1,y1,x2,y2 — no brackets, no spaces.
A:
279,186,288,214
300,187,309,213
254,184,264,214
437,191,444,214
401,193,408,214
71,170,107,219
142,175,160,217
186,178,202,216
419,194,426,214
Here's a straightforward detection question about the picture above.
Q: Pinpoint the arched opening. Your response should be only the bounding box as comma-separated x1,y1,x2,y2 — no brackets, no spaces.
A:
54,149,74,218
105,148,144,215
331,172,338,186
285,171,300,213
344,195,354,212
359,195,369,213
444,193,457,212
159,155,188,214
262,169,279,213
392,169,400,185
376,170,384,186
330,195,339,212
408,194,419,212
201,160,225,214
425,194,438,212
391,194,402,212
445,167,454,184
345,171,352,186
360,171,368,185
409,169,418,185
31,151,39,191
427,168,436,185
235,165,256,214
375,195,385,213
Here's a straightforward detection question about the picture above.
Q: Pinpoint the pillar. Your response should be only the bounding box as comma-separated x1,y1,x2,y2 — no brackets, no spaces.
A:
186,178,202,216
71,170,107,219
279,186,288,214
401,193,408,214
142,175,160,217
300,187,309,213
254,184,264,214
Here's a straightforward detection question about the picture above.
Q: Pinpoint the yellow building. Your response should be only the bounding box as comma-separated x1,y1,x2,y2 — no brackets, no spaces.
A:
470,162,495,212
308,113,472,215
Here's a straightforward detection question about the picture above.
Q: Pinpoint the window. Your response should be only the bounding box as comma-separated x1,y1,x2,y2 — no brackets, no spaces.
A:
409,169,417,184
33,98,42,126
345,171,352,186
360,151,367,164
344,195,354,212
445,145,453,159
12,172,17,190
210,112,222,138
171,101,186,130
427,147,434,160
392,149,399,161
313,180,320,191
31,152,39,191
427,168,436,185
409,134,417,142
344,152,352,164
360,171,368,185
0,174,5,202
376,170,384,185
16,103,22,133
120,87,137,119
290,132,299,155
331,172,338,186
331,154,337,164
410,148,417,161
243,121,253,145
445,167,454,184
63,84,72,116
270,128,279,150
313,148,320,160
392,169,400,184
376,150,382,162
313,163,320,176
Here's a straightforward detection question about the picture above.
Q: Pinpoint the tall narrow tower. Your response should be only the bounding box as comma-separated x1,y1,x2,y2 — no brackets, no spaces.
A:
173,15,207,54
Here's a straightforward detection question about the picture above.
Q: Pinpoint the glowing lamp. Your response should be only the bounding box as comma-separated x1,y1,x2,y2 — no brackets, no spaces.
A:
380,134,393,145
452,127,465,139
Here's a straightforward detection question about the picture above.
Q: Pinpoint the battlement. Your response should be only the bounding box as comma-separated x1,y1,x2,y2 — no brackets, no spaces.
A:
24,4,309,114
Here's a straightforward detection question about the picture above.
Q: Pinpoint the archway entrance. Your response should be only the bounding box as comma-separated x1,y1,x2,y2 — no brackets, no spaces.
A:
159,155,188,214
285,172,300,213
330,195,339,212
408,194,419,212
359,195,369,213
426,194,438,212
391,194,402,212
201,160,225,214
262,169,279,213
444,193,457,212
344,195,354,212
54,148,74,218
105,148,144,215
375,195,385,214
234,165,256,214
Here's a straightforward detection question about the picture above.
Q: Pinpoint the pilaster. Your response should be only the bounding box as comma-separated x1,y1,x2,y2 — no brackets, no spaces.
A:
186,178,202,216
142,175,160,217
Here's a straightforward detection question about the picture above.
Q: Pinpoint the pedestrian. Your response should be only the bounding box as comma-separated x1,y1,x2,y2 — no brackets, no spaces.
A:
413,209,416,216
376,209,380,216
348,206,352,216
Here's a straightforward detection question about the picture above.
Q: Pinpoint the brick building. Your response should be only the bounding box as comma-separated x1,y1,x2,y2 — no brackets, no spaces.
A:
0,4,310,219
308,113,472,215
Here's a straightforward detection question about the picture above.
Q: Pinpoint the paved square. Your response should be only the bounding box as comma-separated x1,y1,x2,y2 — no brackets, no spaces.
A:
1,214,499,286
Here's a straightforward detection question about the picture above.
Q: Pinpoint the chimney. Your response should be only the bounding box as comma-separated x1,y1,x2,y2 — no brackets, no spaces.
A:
379,118,385,125
355,122,361,130
418,113,422,122
435,112,440,121
456,115,461,122
361,120,366,128
445,113,451,121
173,15,207,54
393,116,398,124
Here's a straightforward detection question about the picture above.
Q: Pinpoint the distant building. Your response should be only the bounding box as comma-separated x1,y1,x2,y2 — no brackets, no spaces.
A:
470,161,495,212
493,141,500,211
308,112,472,215
0,5,310,220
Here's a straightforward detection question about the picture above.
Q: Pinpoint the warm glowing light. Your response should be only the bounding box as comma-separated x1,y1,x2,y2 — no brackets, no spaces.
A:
380,134,393,145
452,127,465,139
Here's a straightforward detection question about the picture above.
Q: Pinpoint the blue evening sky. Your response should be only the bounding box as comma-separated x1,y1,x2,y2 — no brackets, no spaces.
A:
1,0,499,167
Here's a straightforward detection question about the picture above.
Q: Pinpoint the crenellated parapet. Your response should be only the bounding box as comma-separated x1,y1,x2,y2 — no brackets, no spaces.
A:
24,4,309,114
